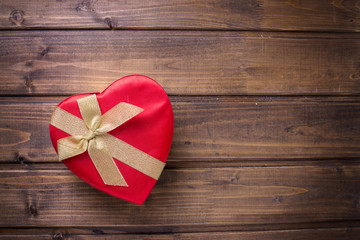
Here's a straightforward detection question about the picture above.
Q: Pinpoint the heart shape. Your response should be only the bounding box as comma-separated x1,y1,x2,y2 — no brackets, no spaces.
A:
49,75,174,204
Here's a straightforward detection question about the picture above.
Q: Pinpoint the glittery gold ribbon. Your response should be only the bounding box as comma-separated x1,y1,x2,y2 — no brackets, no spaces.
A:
50,94,165,187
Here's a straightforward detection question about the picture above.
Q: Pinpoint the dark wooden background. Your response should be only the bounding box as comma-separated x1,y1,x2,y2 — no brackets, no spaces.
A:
0,0,360,239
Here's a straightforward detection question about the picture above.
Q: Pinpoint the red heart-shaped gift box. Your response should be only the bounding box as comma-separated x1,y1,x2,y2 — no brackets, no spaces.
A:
49,75,174,204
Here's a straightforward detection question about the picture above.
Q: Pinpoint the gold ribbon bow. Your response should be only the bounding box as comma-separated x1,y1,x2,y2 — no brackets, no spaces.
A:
50,94,165,187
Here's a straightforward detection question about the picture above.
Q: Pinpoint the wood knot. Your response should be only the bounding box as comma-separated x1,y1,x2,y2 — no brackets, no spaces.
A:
284,125,315,136
104,17,116,29
273,195,283,203
10,10,24,25
28,204,38,217
350,72,360,80
230,175,240,183
15,153,26,164
24,73,34,90
52,233,64,240
40,47,50,57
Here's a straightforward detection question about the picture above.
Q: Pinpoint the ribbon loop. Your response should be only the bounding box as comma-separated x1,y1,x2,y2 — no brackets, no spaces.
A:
88,138,128,186
50,94,166,187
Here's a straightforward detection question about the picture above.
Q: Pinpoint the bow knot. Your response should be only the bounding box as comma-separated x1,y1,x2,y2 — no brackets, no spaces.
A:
83,129,96,141
83,115,102,141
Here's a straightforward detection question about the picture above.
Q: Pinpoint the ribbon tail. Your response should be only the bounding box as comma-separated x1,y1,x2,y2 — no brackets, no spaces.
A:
100,133,166,180
57,136,87,161
88,138,128,187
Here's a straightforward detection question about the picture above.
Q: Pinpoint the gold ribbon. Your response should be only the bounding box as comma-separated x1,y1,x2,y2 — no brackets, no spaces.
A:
50,94,165,187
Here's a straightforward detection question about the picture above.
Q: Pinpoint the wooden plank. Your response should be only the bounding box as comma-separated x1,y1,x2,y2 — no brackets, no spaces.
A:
0,0,359,31
0,227,360,240
1,31,360,96
0,162,359,227
1,220,360,234
1,96,359,162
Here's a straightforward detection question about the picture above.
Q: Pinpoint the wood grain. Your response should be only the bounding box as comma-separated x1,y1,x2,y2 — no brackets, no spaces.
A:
1,31,360,96
0,96,359,162
0,0,359,31
0,227,359,240
0,162,359,227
